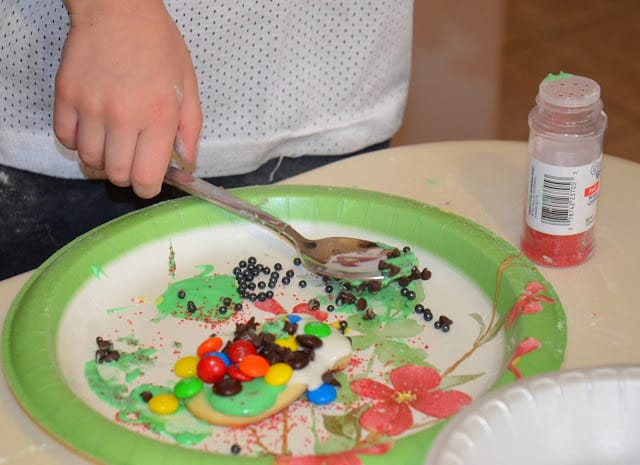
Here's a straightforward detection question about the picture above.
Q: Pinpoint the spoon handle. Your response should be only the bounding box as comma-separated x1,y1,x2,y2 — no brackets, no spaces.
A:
164,166,302,245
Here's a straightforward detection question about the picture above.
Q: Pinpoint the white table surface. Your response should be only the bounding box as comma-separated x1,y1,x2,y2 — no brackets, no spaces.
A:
2,140,638,463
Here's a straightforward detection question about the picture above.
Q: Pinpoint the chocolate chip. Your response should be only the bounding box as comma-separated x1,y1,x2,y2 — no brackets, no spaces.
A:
234,317,257,336
367,280,382,293
187,300,197,313
213,378,243,396
387,248,401,258
287,351,311,370
338,291,356,304
96,336,112,351
363,308,376,320
295,334,323,349
95,337,120,364
421,268,432,280
140,391,153,402
411,266,421,280
260,348,280,365
106,350,120,362
387,265,401,277
355,297,368,311
322,371,342,387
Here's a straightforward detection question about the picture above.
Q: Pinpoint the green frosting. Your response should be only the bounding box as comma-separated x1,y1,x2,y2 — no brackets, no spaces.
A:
319,249,426,322
156,265,239,321
84,352,213,445
204,377,286,416
260,318,289,338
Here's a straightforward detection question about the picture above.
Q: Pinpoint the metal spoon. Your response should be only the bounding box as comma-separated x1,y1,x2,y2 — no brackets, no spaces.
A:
164,166,387,281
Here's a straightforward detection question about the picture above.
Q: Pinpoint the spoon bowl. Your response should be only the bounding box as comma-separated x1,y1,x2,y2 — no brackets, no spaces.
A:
164,167,387,281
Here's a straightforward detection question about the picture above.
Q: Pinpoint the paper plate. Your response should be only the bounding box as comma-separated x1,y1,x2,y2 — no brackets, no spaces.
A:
424,365,640,465
2,185,566,465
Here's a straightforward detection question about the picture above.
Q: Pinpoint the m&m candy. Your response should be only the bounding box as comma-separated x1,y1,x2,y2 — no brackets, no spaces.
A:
148,393,179,414
174,356,199,378
197,355,227,383
306,383,337,405
226,340,257,363
197,336,223,357
304,321,331,338
238,354,270,378
264,362,293,386
174,377,203,399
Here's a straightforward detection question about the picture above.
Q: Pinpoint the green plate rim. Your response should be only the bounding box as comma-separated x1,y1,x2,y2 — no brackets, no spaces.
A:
1,185,566,465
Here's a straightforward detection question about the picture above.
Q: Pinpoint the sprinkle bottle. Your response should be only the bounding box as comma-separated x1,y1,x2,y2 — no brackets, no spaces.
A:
521,72,607,267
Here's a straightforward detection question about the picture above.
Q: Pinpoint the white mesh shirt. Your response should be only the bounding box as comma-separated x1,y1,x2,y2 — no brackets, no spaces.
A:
0,1,413,178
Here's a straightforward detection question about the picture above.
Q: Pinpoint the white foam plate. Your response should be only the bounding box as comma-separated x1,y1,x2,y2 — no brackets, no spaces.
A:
425,365,640,465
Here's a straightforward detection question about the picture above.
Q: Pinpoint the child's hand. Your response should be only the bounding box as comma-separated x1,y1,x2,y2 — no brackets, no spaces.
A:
54,0,202,198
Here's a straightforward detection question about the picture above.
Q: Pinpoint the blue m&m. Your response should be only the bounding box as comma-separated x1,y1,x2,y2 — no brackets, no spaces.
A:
306,383,337,405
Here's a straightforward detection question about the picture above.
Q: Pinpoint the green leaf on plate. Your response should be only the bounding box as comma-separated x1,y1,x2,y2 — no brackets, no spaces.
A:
375,339,429,367
440,372,484,390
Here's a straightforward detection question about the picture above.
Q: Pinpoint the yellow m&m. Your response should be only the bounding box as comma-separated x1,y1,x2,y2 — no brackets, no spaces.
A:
264,362,293,386
148,393,179,415
274,335,298,351
174,356,199,378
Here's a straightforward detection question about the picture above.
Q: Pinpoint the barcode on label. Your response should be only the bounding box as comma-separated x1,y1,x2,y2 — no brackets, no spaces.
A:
541,174,574,226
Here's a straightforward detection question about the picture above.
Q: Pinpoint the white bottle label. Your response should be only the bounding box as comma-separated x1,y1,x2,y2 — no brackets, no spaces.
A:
526,156,602,236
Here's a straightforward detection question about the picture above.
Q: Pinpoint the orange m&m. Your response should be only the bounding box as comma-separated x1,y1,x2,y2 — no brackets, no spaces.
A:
238,354,270,378
197,336,223,357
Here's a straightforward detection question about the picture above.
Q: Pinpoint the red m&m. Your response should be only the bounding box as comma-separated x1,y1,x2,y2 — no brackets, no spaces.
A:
226,340,257,363
197,355,227,383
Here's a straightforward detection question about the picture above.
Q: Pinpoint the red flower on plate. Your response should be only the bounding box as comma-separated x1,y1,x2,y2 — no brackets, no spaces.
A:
351,365,471,436
506,282,555,329
508,337,541,379
274,443,393,465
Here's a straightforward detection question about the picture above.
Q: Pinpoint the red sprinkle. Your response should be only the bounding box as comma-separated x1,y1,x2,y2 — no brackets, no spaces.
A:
521,225,594,267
